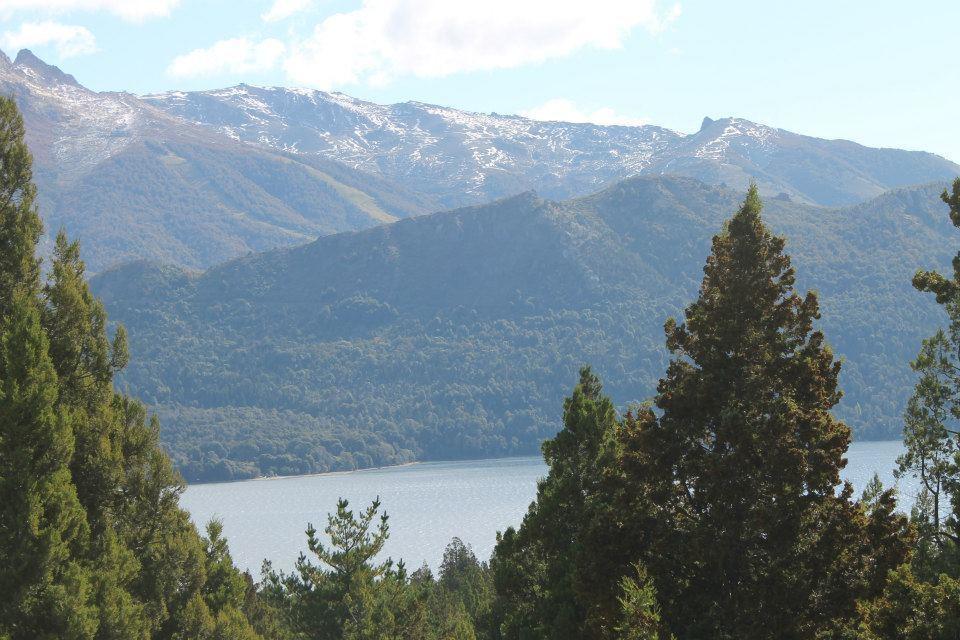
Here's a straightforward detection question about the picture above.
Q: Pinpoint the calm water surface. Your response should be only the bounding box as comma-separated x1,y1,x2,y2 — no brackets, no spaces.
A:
181,441,913,576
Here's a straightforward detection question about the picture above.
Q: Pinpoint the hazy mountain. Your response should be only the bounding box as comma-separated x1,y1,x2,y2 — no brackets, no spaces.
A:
3,48,958,273
0,49,435,271
145,84,960,208
91,176,955,481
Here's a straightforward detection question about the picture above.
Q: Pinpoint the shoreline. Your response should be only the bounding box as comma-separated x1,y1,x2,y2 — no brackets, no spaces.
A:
182,440,904,488
183,454,546,488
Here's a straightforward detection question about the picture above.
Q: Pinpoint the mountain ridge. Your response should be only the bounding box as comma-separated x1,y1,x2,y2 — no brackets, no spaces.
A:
3,47,958,273
0,48,437,272
144,81,960,208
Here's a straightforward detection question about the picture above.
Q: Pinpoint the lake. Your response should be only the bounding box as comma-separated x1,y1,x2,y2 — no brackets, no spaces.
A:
181,441,914,576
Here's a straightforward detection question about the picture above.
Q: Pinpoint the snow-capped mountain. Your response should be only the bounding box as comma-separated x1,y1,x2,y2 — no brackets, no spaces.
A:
144,85,681,208
144,84,960,208
0,49,433,272
2,48,959,272
1,49,159,176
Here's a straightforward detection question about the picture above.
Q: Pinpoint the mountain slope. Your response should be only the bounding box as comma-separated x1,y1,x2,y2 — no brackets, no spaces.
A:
0,49,435,271
91,177,955,481
145,84,960,208
4,48,958,272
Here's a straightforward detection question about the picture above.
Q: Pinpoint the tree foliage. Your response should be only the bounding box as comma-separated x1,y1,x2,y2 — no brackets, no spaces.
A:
490,187,914,640
0,95,262,639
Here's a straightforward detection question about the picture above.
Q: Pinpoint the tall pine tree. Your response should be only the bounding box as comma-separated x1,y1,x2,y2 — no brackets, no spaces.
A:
621,186,909,639
0,97,41,316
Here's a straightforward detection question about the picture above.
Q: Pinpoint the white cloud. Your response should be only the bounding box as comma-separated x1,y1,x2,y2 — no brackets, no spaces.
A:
262,0,312,22
2,21,97,58
167,37,286,78
521,98,649,127
0,0,179,22
283,0,682,88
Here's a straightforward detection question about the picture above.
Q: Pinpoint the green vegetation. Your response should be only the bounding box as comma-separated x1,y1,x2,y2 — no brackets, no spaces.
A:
8,88,960,638
239,182,960,638
0,95,264,639
93,177,955,482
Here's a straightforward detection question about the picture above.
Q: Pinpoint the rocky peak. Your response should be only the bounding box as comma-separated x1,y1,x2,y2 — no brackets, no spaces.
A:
14,49,81,87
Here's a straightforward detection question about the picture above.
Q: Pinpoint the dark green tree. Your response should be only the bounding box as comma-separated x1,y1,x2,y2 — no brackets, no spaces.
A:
0,97,41,316
492,367,646,640
622,186,910,639
0,290,96,639
0,89,258,640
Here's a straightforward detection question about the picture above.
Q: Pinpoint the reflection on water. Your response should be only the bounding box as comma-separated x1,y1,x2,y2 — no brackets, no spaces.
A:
181,441,912,575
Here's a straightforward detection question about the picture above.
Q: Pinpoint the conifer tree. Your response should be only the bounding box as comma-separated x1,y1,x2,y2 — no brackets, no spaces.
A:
0,290,96,639
614,564,667,640
0,88,259,640
901,177,960,575
896,329,958,563
492,367,647,640
0,97,41,316
262,498,427,639
622,186,909,639
436,538,493,635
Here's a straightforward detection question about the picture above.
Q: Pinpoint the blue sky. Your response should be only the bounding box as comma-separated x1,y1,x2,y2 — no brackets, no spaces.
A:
2,0,959,163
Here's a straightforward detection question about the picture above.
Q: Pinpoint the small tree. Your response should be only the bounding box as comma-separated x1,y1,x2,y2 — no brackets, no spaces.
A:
263,498,427,639
615,564,667,640
896,329,958,554
492,367,645,640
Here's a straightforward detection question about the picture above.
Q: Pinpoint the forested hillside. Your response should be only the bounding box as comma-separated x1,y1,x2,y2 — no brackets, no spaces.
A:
92,176,955,482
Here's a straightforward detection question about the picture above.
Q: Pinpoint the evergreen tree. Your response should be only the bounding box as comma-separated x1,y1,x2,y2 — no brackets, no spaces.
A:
896,330,958,563
857,566,960,640
0,290,96,639
901,178,960,577
0,87,258,640
202,519,251,614
0,97,41,315
437,539,493,636
621,186,910,639
492,367,647,640
262,498,427,639
614,565,668,640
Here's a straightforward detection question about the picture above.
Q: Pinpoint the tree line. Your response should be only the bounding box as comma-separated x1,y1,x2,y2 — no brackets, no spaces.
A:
4,95,960,638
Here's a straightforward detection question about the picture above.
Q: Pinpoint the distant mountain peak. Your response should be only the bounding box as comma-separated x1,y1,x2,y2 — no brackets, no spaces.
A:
13,49,81,87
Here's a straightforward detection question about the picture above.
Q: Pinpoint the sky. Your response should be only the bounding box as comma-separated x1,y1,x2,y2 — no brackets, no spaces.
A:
1,0,958,162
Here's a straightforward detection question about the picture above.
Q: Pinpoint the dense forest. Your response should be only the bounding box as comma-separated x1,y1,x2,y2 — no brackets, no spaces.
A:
7,91,960,638
93,177,955,481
